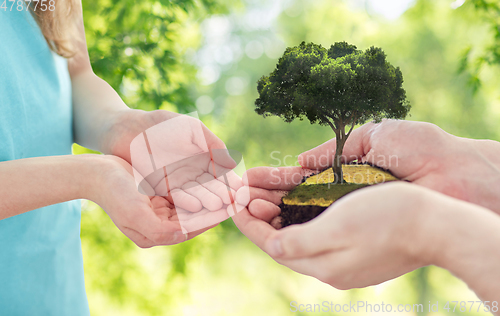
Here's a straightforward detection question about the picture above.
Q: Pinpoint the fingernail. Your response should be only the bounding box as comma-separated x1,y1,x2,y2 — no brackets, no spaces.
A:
268,238,284,257
297,154,305,166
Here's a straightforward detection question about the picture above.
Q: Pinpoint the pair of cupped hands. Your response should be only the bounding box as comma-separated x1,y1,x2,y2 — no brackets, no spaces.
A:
96,109,500,291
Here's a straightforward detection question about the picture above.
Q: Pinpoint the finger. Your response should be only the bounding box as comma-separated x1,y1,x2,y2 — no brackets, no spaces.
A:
201,122,227,150
270,216,282,229
162,152,212,175
226,202,246,217
139,221,185,245
140,152,210,192
178,208,229,232
297,122,378,169
263,211,344,259
197,173,236,205
242,166,316,190
234,210,339,281
120,227,155,248
211,148,238,170
181,181,223,211
232,207,277,251
164,166,205,190
210,166,243,191
169,188,203,213
235,186,286,206
123,226,188,247
199,122,237,169
123,197,195,245
124,203,186,245
248,199,281,223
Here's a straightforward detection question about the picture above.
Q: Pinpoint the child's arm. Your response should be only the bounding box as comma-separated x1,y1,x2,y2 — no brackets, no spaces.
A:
0,155,189,246
0,155,103,220
67,11,130,154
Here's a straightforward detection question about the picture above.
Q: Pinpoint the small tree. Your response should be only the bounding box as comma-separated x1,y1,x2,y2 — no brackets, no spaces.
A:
255,41,411,183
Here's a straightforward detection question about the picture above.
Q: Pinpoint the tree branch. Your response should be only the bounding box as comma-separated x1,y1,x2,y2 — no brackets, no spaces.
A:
346,113,358,138
322,115,337,133
319,110,338,129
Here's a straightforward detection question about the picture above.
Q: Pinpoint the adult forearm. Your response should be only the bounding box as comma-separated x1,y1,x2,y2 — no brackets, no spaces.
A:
71,70,130,152
433,197,500,306
446,136,500,214
0,155,98,220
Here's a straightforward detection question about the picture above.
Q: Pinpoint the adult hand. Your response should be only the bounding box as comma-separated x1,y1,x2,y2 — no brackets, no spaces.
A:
299,119,500,214
233,120,500,301
235,166,316,229
234,179,500,304
234,182,440,289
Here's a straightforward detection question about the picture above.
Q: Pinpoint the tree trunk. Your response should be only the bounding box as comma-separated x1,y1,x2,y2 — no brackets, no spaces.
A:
332,134,346,184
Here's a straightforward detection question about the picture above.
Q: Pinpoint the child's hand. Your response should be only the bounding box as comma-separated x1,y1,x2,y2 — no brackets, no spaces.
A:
98,110,245,234
88,155,229,248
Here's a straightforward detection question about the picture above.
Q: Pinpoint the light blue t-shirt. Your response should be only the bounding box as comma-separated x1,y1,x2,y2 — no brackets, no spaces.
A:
0,10,89,315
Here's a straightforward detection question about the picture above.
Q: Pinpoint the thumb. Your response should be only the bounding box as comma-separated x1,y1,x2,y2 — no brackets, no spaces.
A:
297,122,375,169
264,215,340,259
297,138,337,170
200,124,238,170
211,148,238,170
201,123,226,150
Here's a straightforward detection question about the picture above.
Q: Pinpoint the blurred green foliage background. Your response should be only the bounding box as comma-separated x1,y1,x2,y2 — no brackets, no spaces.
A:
75,0,500,315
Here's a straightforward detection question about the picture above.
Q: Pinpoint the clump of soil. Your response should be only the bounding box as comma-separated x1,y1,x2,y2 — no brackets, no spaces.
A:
279,204,327,228
279,163,398,228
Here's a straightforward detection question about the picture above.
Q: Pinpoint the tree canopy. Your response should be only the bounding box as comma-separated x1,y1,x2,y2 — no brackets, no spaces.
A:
256,41,411,134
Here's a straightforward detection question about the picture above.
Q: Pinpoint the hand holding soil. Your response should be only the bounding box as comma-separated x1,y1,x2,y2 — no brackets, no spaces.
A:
234,182,435,289
237,119,500,228
233,40,500,305
233,181,500,304
299,119,500,215
233,119,500,304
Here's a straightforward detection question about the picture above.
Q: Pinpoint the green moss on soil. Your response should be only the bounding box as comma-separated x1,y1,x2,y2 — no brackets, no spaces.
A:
283,183,368,207
279,164,399,227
